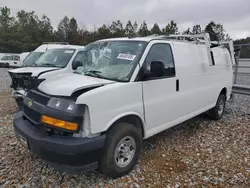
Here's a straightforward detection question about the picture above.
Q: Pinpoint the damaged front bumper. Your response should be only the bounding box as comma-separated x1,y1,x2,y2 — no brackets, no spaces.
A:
13,111,106,173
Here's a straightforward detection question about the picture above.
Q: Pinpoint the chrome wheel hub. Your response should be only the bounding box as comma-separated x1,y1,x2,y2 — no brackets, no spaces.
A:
115,136,136,168
218,99,225,115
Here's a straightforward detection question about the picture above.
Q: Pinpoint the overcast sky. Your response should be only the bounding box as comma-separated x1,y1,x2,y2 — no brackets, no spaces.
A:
1,0,250,39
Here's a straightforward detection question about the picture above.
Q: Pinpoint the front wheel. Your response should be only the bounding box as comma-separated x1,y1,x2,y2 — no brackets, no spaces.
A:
100,123,142,178
208,94,226,120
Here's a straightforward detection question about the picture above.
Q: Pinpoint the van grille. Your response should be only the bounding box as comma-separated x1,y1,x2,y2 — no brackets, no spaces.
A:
27,90,50,105
23,105,41,123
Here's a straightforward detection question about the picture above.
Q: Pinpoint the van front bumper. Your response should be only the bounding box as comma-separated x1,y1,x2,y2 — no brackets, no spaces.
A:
13,111,106,173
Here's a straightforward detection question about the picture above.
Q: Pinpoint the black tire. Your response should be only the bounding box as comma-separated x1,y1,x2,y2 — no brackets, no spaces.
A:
208,94,226,120
5,63,9,68
100,123,142,178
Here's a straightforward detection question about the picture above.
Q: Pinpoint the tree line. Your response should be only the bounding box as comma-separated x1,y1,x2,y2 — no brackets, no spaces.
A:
0,6,249,58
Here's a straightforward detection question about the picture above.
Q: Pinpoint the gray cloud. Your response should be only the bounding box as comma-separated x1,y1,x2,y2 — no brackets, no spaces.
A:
0,0,250,39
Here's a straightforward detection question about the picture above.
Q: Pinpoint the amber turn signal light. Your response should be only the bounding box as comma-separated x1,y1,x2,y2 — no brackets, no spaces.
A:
41,115,78,131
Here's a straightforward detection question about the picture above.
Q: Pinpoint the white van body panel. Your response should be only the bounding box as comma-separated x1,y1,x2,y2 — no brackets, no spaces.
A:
76,40,232,138
75,82,145,135
39,73,115,96
37,38,233,139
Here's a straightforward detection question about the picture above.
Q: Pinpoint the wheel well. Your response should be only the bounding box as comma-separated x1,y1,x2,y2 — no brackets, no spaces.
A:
220,87,227,97
109,115,145,138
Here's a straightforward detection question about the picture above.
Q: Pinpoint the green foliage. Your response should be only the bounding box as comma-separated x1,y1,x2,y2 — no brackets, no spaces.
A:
0,6,249,55
151,23,162,35
138,21,150,37
192,25,202,35
205,21,227,41
162,20,178,35
182,28,192,35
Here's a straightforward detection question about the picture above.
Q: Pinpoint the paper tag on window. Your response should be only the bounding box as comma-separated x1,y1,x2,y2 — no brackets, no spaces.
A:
64,50,74,54
117,53,136,61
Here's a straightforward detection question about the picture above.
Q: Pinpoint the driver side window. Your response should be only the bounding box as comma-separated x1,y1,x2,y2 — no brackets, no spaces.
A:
145,43,175,78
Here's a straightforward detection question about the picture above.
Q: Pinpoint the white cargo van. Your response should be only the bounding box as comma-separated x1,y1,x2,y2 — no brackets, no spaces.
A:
0,54,21,67
13,33,235,178
21,42,71,67
8,44,85,108
19,52,30,66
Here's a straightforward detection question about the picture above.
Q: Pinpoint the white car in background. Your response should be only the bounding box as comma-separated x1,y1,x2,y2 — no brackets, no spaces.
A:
8,44,85,108
0,53,30,67
0,54,21,67
21,42,70,67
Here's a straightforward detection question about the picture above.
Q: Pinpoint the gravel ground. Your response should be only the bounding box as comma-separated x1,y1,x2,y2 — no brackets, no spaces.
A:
0,68,250,187
234,73,250,86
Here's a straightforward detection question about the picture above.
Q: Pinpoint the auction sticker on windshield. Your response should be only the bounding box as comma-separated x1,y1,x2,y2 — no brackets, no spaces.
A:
117,53,136,61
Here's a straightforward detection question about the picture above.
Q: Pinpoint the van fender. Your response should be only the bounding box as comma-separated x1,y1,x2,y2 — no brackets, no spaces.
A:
103,111,146,138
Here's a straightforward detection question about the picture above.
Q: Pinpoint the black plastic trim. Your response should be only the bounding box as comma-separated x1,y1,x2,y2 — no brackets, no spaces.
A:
14,112,106,169
210,51,215,65
176,79,179,92
23,97,84,133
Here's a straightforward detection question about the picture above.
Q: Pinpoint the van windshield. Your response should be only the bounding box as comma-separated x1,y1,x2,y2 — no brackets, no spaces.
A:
22,52,43,66
74,41,147,82
34,48,75,67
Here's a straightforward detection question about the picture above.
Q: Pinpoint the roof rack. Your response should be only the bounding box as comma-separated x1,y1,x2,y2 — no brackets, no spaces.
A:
42,42,69,45
148,33,236,66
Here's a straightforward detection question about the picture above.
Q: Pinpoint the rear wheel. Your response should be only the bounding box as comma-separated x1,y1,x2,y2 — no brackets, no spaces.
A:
5,63,9,68
208,94,226,120
100,123,142,178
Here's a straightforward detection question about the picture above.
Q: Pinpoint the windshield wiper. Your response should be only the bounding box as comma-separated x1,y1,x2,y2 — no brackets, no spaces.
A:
84,70,124,82
84,70,108,79
85,70,102,74
39,63,57,67
84,70,102,76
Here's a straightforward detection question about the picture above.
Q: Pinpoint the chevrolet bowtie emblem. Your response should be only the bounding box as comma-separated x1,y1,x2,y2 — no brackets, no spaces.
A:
27,99,33,107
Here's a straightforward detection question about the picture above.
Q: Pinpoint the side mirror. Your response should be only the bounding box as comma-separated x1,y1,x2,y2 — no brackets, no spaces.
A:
72,61,82,70
150,61,165,78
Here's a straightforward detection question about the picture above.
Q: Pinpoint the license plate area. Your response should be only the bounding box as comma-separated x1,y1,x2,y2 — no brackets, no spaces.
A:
16,132,29,150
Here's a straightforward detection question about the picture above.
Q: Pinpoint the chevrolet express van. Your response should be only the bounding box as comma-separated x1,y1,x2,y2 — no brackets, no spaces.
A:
13,33,235,177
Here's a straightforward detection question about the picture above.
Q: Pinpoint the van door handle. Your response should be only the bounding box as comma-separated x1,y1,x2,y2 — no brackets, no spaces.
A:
176,79,179,92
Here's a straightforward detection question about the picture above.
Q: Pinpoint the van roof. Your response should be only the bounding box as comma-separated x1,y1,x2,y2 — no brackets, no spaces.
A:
98,37,154,42
34,44,85,52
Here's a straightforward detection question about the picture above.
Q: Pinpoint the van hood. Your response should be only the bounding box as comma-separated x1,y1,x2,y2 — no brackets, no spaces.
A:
8,67,59,77
38,73,115,96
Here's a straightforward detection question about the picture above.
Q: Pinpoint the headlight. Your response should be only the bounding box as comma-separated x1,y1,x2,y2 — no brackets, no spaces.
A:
47,98,79,114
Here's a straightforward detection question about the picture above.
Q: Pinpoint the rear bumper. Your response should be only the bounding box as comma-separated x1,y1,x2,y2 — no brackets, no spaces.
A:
13,111,106,173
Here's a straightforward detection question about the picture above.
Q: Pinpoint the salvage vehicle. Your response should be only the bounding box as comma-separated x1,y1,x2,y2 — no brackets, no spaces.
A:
13,33,235,178
8,44,85,109
21,42,70,67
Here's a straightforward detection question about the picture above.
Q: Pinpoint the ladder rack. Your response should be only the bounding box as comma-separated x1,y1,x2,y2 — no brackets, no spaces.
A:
147,33,236,66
